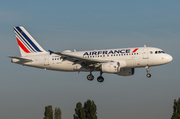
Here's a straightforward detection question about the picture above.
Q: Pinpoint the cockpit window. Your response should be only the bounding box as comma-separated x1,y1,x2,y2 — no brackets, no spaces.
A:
155,51,165,54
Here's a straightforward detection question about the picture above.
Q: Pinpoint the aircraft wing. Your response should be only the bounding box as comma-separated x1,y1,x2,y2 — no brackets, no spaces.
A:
8,56,33,62
50,50,110,64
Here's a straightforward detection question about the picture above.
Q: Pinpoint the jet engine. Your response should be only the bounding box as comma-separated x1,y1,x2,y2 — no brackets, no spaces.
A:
101,60,126,74
101,62,119,73
101,60,134,76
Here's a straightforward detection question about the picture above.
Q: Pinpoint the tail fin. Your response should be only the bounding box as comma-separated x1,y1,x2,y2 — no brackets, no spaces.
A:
14,26,47,57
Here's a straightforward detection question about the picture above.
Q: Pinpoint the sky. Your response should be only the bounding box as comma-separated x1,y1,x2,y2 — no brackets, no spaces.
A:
0,0,180,119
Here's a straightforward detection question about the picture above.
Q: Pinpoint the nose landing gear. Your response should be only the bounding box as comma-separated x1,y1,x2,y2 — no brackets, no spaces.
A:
146,73,151,78
145,66,151,78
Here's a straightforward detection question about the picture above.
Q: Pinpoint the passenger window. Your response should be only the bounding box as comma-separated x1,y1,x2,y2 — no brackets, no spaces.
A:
150,51,153,54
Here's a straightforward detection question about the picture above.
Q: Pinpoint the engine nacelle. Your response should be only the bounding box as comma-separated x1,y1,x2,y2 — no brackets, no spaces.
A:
101,62,118,73
101,60,127,74
117,68,135,76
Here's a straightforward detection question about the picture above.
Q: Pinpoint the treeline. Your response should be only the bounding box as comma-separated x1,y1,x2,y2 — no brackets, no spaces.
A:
43,98,180,119
43,100,97,119
43,105,62,119
73,100,97,119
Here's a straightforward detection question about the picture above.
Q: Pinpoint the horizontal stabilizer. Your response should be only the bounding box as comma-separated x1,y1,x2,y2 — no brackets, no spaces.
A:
8,56,32,62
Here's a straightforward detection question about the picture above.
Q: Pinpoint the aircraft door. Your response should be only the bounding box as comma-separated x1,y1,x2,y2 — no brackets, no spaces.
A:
143,48,149,59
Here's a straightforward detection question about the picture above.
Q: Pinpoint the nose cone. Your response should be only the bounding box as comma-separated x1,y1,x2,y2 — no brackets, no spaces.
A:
166,54,173,63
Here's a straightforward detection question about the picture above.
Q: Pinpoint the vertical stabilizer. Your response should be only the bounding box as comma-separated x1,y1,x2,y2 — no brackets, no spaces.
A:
14,26,47,57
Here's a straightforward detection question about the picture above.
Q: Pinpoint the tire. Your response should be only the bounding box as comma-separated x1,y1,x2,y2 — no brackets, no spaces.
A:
87,74,94,81
97,76,104,82
146,73,151,78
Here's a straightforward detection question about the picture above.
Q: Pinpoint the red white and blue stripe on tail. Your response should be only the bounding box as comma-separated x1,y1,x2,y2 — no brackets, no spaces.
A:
14,26,46,56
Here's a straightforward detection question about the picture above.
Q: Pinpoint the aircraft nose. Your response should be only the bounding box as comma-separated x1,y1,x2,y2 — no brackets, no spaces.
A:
166,54,173,63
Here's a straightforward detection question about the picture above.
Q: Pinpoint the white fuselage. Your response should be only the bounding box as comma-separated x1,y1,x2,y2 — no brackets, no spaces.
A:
12,47,173,72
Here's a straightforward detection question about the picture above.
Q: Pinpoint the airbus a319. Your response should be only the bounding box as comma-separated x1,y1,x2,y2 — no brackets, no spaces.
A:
9,26,173,82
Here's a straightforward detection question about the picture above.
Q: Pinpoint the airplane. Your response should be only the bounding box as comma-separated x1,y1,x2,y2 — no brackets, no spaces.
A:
8,26,173,82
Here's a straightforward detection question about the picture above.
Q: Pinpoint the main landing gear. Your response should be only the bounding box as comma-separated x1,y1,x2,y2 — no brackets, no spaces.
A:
97,71,104,83
87,68,94,81
145,66,151,78
87,70,104,82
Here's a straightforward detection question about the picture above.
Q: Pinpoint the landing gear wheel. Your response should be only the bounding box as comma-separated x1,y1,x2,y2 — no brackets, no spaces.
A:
146,73,151,78
145,66,151,78
87,74,94,81
97,76,104,82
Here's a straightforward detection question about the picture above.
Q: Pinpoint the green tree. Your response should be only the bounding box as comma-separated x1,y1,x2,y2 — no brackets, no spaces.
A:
74,102,86,119
43,105,53,119
54,107,62,119
74,100,97,119
171,98,180,119
84,100,97,119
